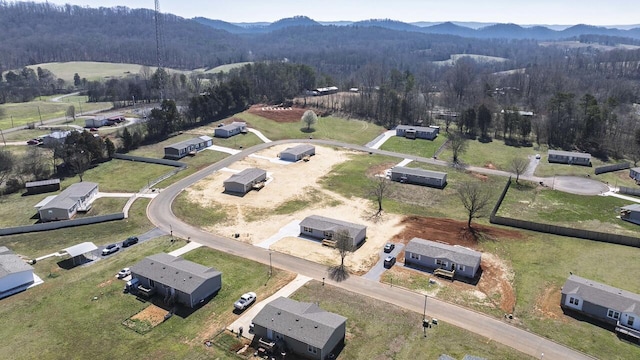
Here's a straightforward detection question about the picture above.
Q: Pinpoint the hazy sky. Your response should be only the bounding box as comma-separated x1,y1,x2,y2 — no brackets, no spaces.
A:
38,0,637,26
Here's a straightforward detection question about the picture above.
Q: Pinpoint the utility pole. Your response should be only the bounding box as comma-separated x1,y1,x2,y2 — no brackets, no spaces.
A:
10,115,14,128
423,294,428,337
37,106,43,125
269,251,272,277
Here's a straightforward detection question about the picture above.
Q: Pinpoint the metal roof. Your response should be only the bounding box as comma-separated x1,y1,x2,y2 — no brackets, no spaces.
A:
396,124,438,133
548,149,591,159
218,122,246,132
391,166,447,180
63,242,98,257
562,275,640,313
40,182,98,211
25,178,60,188
252,297,346,349
299,215,366,239
405,238,481,267
165,136,213,151
130,253,221,295
622,204,640,212
34,195,58,209
281,144,315,157
0,246,34,278
224,168,266,186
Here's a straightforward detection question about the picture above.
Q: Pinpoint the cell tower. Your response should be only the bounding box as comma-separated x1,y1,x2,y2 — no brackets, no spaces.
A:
154,0,164,69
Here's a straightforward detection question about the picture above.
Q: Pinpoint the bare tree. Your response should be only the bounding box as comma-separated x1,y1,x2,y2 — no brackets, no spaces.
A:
19,146,50,181
457,181,493,228
301,109,317,131
0,150,14,194
368,176,391,216
65,105,76,121
66,151,91,181
329,228,352,282
509,157,529,183
449,132,468,164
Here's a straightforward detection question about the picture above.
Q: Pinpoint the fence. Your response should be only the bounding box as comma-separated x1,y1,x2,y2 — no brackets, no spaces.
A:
0,213,124,236
490,178,640,248
140,167,185,193
619,187,640,197
113,153,187,168
594,162,630,175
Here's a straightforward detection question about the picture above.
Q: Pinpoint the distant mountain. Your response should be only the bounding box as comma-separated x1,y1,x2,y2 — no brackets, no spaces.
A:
193,17,249,34
421,22,476,38
267,16,321,31
352,19,422,32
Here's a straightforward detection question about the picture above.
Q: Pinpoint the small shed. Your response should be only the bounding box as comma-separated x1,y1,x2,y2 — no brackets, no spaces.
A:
620,204,640,225
548,150,591,166
279,144,316,162
25,178,61,195
390,166,447,188
223,168,267,194
214,122,246,138
630,168,640,182
61,242,98,267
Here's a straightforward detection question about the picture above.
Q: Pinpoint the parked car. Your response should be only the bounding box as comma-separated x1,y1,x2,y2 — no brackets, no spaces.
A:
383,255,396,268
26,139,40,145
234,292,257,310
102,244,120,256
117,268,131,279
122,236,139,247
535,154,541,159
383,243,395,253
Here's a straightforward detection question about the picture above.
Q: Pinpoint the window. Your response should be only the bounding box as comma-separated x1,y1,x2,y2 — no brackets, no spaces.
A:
458,265,466,271
323,231,333,239
628,316,635,327
435,259,442,265
410,253,420,260
308,345,317,354
607,309,620,320
149,279,155,287
569,297,580,306
303,227,312,233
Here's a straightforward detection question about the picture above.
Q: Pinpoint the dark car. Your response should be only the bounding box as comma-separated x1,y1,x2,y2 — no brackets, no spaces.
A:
122,236,139,247
383,255,396,268
26,139,40,145
383,243,395,253
102,244,120,256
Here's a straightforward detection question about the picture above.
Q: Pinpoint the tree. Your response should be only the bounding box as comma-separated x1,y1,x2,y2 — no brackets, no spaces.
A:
121,127,133,152
329,228,352,282
477,104,492,140
510,157,529,183
66,151,91,181
73,73,81,87
368,176,391,216
104,138,116,159
19,146,50,182
457,181,493,228
0,150,15,194
449,132,468,164
65,105,75,121
301,109,317,131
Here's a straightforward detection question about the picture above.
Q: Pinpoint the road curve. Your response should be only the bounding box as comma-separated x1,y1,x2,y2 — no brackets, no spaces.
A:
147,139,594,360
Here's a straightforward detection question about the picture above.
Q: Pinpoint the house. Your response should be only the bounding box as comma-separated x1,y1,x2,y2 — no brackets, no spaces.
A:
41,131,72,147
390,166,447,188
620,204,640,225
547,150,591,166
223,168,267,194
252,297,346,360
279,144,315,162
214,122,247,138
164,135,213,159
0,246,37,300
404,238,482,280
299,215,366,249
395,125,439,140
130,253,222,308
25,178,61,195
561,274,640,339
36,182,99,222
630,167,640,182
84,117,109,128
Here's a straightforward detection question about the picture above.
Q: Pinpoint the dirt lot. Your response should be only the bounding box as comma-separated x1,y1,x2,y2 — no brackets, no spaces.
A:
131,304,168,327
247,104,309,122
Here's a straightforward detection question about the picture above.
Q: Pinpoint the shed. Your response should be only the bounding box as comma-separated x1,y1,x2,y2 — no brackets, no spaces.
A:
61,242,98,266
223,168,267,194
390,166,447,188
85,117,109,128
0,246,36,300
279,144,316,162
25,178,61,195
164,135,213,159
214,122,246,138
547,150,591,166
299,215,367,248
404,238,482,279
130,253,222,308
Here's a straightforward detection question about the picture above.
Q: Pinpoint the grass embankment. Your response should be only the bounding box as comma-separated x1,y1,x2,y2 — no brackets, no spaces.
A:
380,135,447,159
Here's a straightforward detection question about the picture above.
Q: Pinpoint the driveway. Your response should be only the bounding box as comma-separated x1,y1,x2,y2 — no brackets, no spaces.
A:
363,243,404,281
551,176,609,195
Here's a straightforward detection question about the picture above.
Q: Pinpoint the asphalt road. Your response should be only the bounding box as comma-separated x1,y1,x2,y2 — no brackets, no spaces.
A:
146,138,596,360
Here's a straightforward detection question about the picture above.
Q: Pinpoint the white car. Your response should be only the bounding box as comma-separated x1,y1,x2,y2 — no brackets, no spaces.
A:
117,268,131,279
234,292,257,310
535,154,541,159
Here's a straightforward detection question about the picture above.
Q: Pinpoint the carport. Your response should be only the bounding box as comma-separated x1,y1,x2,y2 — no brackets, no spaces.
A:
60,242,98,267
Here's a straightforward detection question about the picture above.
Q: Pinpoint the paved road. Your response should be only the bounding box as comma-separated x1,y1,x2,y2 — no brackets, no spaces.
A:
146,139,595,359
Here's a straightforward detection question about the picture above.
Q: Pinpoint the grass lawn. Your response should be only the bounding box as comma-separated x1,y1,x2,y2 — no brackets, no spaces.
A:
291,281,532,359
0,237,294,360
0,97,111,129
379,135,447,159
0,129,50,141
234,112,386,145
438,136,539,170
23,61,186,82
497,181,640,236
0,191,53,227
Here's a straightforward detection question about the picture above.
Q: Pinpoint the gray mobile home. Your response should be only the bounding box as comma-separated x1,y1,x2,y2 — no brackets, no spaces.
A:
214,122,246,138
37,182,99,222
630,168,640,182
130,253,222,308
404,238,482,279
390,166,447,188
396,125,439,140
547,150,591,166
0,246,36,300
223,168,267,194
620,204,640,225
164,136,213,159
252,297,346,360
299,215,366,248
279,144,316,162
561,274,640,339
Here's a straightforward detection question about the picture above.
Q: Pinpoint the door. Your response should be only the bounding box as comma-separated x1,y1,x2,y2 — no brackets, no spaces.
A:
266,328,273,340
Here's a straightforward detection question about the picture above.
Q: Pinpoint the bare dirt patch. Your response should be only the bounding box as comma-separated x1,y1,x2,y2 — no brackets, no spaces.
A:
535,284,565,320
131,304,168,326
97,279,113,288
247,104,309,123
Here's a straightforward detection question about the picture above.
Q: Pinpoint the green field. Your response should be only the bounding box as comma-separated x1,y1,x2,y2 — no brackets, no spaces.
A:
0,96,111,129
234,112,386,145
437,136,540,170
22,61,187,82
379,135,447,159
0,238,294,360
291,281,532,359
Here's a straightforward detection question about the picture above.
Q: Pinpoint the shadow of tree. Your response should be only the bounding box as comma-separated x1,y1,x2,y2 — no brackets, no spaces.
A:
328,265,349,282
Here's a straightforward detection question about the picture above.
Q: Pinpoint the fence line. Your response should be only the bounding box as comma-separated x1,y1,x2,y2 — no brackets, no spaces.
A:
594,162,630,175
113,153,187,168
0,213,124,236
